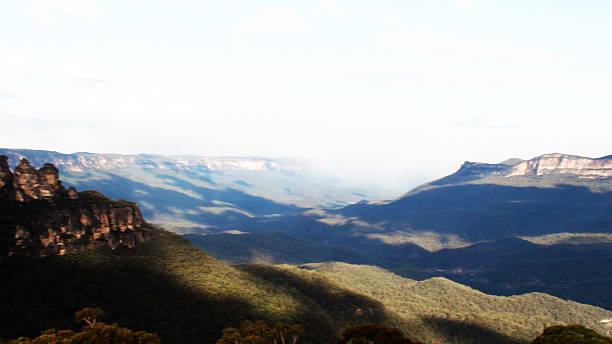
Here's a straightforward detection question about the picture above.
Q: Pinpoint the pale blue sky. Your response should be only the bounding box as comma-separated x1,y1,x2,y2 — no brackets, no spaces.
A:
1,0,611,191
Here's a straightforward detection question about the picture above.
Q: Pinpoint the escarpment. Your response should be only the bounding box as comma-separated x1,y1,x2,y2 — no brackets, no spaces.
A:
0,155,148,258
451,154,612,181
507,153,612,178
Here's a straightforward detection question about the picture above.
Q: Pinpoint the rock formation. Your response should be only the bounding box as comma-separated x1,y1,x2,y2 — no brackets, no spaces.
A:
0,155,14,199
0,155,148,258
507,153,612,178
454,154,612,180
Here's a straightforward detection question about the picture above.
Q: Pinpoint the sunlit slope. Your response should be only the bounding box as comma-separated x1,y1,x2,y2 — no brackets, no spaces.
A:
307,262,612,344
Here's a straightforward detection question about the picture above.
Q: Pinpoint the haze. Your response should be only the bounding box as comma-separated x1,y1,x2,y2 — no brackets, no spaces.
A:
1,0,611,192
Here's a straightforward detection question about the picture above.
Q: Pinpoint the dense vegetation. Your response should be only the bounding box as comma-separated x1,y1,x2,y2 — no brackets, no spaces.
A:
0,224,392,344
307,262,612,344
412,238,612,310
186,228,612,310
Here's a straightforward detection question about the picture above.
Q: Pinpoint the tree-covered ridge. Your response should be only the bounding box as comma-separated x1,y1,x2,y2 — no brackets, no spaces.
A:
412,238,612,310
306,262,612,344
0,224,393,344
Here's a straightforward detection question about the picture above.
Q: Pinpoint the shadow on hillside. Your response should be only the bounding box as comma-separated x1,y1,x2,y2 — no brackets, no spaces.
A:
238,264,393,342
67,172,303,231
238,265,524,344
415,239,612,310
420,316,523,344
156,174,303,216
0,231,400,344
0,250,258,344
340,183,612,241
185,232,375,266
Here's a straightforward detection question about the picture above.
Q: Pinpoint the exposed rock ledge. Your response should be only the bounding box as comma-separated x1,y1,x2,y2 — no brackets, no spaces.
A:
0,155,148,258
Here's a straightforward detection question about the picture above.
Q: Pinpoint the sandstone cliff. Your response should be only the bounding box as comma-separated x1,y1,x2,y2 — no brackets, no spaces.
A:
507,153,612,178
455,153,612,180
0,155,148,258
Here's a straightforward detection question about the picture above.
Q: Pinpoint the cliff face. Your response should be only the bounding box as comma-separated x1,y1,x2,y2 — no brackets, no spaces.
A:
455,154,612,180
507,153,612,178
0,155,147,258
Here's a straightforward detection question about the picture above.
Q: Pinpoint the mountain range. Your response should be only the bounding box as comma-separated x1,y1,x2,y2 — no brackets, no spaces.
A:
0,148,391,233
1,150,611,343
2,153,612,343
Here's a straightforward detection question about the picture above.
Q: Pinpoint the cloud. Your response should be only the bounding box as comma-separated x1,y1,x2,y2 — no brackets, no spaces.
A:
452,115,520,129
239,10,308,34
316,0,350,19
0,90,16,100
455,0,476,11
76,77,108,88
27,0,106,23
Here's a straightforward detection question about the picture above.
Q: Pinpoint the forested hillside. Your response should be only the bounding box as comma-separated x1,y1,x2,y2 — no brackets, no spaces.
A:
306,262,612,344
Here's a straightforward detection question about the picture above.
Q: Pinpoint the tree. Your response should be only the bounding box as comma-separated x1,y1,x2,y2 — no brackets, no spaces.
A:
288,325,304,344
217,328,243,344
532,324,612,344
7,323,160,344
216,321,303,344
270,322,290,344
335,324,421,344
74,307,104,328
241,320,269,339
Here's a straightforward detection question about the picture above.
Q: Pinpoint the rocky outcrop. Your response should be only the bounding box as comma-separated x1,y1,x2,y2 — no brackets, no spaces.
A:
453,161,511,179
507,153,612,178
12,159,69,201
0,155,148,258
0,155,13,199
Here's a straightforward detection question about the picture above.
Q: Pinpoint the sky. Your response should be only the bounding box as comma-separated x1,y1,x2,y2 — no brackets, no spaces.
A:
1,0,611,191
